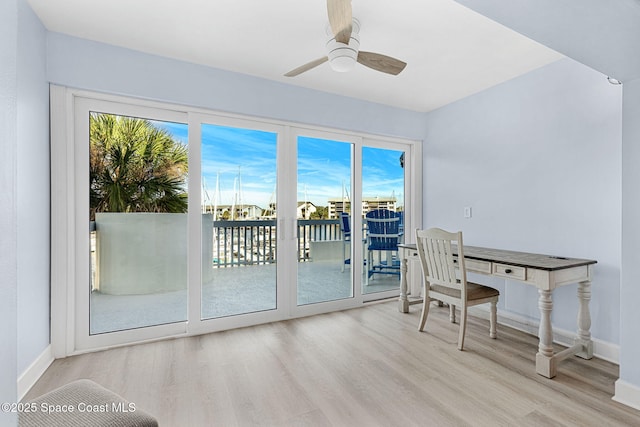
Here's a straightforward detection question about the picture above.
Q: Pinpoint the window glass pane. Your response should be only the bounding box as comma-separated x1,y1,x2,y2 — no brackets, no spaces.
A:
89,112,188,334
362,146,405,294
297,136,353,305
201,124,277,319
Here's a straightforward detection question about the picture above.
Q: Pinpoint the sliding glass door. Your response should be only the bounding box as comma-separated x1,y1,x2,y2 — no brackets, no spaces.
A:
64,90,418,353
199,122,278,319
74,98,191,349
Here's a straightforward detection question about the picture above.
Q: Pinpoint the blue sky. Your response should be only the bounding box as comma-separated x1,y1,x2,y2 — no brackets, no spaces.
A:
154,121,404,208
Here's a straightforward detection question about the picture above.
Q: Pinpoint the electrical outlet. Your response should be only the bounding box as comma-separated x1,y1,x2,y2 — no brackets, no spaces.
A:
464,207,472,218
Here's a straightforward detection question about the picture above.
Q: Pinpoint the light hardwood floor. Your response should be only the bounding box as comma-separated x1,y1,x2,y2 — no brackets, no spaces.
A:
25,301,639,426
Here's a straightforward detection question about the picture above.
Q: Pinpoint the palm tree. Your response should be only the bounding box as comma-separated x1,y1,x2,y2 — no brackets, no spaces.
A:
89,113,188,220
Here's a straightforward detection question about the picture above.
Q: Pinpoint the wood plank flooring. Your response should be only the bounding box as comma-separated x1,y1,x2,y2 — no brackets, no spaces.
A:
25,301,640,426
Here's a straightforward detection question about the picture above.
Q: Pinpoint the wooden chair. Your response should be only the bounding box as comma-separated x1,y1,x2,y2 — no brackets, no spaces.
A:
415,228,499,350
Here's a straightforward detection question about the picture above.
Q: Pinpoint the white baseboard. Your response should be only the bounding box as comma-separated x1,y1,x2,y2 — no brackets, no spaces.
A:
613,380,640,411
468,307,619,364
18,345,54,401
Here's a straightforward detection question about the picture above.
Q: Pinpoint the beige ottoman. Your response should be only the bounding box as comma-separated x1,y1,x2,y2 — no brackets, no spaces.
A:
19,379,158,427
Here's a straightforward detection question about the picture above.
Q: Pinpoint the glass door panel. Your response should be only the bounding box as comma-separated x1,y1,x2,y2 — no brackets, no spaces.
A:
361,146,405,295
296,136,353,305
200,124,278,319
89,112,189,334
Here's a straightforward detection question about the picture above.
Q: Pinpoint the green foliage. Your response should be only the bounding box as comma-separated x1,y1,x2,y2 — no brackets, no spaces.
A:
310,206,329,219
89,113,188,220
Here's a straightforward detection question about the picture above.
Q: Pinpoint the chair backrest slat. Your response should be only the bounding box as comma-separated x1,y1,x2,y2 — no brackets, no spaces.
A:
416,228,465,292
366,209,401,250
339,212,351,236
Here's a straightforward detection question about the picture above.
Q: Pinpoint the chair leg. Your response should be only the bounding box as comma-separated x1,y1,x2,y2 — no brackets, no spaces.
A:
489,300,497,339
418,293,430,331
457,306,468,351
449,304,456,323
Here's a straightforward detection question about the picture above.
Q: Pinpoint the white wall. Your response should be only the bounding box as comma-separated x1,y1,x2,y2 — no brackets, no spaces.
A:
0,0,19,424
16,0,50,377
620,77,640,388
424,58,622,344
46,33,427,141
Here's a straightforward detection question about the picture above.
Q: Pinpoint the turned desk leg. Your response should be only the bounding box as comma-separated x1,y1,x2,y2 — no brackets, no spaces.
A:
399,256,409,313
575,280,594,359
536,289,557,378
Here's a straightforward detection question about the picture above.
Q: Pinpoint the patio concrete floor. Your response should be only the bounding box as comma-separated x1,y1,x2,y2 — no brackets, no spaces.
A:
90,261,400,334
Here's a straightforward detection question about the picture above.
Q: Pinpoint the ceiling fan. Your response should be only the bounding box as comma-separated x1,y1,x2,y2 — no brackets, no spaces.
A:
284,0,407,77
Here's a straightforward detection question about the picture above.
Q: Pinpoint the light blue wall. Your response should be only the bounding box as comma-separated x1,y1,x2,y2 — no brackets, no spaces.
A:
16,0,50,376
46,33,427,141
621,77,640,384
0,0,18,423
424,58,622,344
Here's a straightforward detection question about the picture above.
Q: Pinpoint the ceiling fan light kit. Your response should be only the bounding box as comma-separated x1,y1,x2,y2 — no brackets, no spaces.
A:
326,24,360,72
326,39,359,72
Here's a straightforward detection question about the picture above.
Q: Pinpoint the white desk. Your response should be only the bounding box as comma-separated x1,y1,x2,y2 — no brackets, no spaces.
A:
398,243,597,378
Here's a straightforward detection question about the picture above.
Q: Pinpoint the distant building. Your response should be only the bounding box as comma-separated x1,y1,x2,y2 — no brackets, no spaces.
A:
261,203,277,219
254,202,318,219
297,201,317,219
206,198,398,220
327,197,398,218
203,204,263,220
362,197,397,214
327,199,351,219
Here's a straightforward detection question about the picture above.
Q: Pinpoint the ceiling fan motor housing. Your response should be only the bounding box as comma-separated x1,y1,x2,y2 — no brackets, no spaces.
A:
326,18,360,72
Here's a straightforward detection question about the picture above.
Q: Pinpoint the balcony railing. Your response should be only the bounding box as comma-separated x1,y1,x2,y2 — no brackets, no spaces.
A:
212,219,342,267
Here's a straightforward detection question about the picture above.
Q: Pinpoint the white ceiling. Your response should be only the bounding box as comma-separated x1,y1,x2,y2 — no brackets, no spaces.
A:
27,0,563,112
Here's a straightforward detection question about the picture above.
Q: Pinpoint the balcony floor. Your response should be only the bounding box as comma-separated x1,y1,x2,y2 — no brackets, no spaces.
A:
90,261,400,335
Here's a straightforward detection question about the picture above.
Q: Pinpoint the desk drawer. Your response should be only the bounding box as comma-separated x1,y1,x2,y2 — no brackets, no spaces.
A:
466,259,492,274
453,257,491,274
493,263,526,280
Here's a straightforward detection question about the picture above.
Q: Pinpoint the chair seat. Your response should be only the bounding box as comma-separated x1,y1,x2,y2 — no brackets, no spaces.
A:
430,281,499,301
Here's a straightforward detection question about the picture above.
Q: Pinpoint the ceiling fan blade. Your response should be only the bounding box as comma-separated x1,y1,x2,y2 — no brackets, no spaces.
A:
284,57,329,77
327,0,352,44
357,51,407,76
